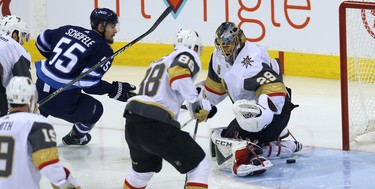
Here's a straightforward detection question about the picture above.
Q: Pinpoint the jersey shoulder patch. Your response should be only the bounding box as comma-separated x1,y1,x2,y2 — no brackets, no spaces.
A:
170,52,199,77
28,121,57,153
244,63,283,91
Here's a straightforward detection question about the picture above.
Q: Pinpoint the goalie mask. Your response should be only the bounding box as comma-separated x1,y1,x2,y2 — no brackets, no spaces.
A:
0,15,30,45
215,22,246,60
6,76,38,113
173,29,203,56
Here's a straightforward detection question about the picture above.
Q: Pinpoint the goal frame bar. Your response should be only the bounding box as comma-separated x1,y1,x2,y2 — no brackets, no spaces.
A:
339,1,375,151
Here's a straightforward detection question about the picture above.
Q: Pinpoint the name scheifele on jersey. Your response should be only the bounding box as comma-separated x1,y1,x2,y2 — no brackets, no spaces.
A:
65,28,95,48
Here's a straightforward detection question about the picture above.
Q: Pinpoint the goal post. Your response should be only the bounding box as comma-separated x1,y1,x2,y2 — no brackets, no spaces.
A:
339,1,375,151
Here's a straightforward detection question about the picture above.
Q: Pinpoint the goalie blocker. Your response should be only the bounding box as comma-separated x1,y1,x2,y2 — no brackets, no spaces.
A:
210,128,273,176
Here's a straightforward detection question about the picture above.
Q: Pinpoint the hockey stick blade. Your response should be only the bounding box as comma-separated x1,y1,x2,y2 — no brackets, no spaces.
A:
180,104,188,110
38,6,173,106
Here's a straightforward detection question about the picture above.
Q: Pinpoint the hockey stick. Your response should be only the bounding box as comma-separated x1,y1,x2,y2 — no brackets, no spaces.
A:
38,6,173,106
181,118,194,128
192,120,199,140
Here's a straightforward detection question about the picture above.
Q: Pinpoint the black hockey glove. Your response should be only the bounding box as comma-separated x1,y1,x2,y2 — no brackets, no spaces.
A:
108,81,136,102
207,106,217,119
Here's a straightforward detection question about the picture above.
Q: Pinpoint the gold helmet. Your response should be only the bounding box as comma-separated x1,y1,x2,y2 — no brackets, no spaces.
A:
214,22,246,58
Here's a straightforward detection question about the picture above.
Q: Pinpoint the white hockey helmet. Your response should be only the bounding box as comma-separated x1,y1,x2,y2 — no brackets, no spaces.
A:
6,76,37,113
173,29,203,56
0,15,30,45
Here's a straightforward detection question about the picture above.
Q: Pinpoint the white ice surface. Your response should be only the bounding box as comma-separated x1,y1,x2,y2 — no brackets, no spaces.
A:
38,66,375,189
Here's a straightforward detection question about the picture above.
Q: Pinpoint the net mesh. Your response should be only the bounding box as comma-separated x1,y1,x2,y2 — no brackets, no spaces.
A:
345,0,375,143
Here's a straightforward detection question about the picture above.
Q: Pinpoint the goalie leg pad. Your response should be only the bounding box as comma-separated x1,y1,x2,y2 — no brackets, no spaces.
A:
211,128,273,176
232,142,273,176
263,139,303,160
211,128,248,171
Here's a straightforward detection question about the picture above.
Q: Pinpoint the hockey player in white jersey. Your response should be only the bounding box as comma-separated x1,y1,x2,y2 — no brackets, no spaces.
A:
201,22,302,176
0,76,80,189
0,15,31,117
123,29,211,189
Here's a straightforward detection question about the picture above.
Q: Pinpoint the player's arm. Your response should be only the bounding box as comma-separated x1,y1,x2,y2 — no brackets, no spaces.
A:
82,79,112,95
168,52,211,122
82,73,136,102
80,47,115,95
243,62,286,113
252,62,286,114
35,29,54,58
82,45,136,102
235,63,287,132
255,82,286,114
202,54,227,105
28,121,80,188
168,52,201,104
12,55,31,79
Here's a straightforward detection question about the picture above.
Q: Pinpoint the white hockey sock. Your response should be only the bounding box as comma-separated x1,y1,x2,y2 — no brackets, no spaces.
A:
124,169,153,189
185,155,210,188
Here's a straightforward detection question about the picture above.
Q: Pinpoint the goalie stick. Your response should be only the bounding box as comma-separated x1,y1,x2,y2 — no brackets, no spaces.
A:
38,6,173,106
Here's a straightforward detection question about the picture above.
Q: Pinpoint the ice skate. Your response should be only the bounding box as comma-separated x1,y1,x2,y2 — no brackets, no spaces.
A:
62,129,91,145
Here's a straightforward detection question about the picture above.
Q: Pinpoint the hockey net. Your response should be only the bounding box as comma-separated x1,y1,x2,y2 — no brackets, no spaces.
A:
339,1,375,150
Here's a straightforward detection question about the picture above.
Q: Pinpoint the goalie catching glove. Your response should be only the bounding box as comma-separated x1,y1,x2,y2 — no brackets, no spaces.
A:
108,81,136,102
233,95,274,133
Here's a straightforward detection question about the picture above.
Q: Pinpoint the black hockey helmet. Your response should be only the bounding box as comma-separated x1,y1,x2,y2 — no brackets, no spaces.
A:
215,22,246,58
90,8,118,31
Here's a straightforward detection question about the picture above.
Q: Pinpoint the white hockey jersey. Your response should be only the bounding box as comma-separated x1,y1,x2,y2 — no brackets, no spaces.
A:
204,41,286,113
0,34,31,88
0,112,67,189
125,47,202,128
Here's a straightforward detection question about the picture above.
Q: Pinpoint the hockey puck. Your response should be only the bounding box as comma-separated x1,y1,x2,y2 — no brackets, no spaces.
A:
286,158,296,164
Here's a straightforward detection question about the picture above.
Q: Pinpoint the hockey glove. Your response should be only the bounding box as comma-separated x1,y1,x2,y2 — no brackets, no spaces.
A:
51,167,81,189
188,98,212,123
109,81,136,102
189,84,214,123
207,106,218,119
195,109,209,123
232,99,265,132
